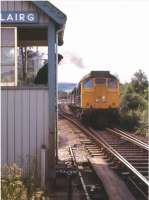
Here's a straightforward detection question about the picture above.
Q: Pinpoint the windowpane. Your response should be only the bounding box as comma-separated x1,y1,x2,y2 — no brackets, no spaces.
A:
0,27,17,86
1,47,15,66
108,78,117,89
1,66,15,82
83,79,93,88
95,78,106,84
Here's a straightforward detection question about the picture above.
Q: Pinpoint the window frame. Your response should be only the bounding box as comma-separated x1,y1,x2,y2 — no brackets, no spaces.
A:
95,78,106,85
1,27,17,86
83,78,93,88
107,78,118,89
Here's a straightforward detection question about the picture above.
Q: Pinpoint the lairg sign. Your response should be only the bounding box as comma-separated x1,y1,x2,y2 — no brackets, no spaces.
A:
0,12,38,23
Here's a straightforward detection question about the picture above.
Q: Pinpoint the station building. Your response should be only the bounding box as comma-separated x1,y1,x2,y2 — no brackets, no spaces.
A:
1,1,67,182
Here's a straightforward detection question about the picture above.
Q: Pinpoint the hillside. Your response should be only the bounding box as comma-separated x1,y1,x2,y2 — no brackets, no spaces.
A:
58,82,76,92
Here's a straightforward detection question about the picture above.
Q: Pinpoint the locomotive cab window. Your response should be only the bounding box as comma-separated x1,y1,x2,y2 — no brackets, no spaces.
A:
108,78,117,89
95,78,106,85
83,79,93,88
1,27,17,86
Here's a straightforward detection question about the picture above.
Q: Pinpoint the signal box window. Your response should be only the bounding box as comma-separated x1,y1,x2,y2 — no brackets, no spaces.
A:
108,78,117,89
1,27,17,86
95,78,106,84
83,79,93,88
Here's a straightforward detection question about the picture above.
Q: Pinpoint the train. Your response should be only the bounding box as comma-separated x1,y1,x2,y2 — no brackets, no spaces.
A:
69,71,120,128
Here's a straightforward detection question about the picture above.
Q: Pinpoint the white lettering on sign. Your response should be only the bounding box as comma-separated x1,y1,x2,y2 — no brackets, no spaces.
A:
0,12,38,23
7,14,14,21
19,13,25,21
27,14,34,21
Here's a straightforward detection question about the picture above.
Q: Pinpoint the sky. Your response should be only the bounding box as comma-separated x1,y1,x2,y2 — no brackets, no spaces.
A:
50,0,149,83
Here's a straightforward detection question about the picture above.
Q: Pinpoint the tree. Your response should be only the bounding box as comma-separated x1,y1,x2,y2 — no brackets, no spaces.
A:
131,69,148,97
120,70,148,134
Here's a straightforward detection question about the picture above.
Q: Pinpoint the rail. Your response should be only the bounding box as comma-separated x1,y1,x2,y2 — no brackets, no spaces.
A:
106,128,148,151
89,128,149,187
69,146,91,200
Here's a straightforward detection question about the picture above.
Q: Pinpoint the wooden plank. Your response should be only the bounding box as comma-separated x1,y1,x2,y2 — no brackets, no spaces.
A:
7,1,15,11
28,1,37,11
29,90,38,174
1,1,8,11
43,90,49,176
39,9,49,24
22,1,29,11
44,90,49,147
89,157,135,200
14,90,22,167
7,90,15,165
1,90,8,165
1,27,15,46
36,90,45,178
14,1,22,11
22,90,30,176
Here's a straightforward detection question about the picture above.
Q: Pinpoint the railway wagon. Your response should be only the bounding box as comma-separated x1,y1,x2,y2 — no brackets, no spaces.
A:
70,71,120,128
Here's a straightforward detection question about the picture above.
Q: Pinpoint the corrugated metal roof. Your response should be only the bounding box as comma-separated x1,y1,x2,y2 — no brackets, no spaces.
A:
80,71,117,82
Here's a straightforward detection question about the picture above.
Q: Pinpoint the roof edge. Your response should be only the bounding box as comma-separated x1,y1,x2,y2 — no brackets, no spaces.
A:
32,1,67,26
32,1,67,45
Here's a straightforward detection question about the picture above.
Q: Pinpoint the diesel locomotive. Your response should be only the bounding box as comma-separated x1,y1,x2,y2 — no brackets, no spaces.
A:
69,71,120,128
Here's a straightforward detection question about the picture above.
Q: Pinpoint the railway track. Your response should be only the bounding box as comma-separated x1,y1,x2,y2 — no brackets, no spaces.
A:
59,105,149,199
69,145,108,200
88,128,148,199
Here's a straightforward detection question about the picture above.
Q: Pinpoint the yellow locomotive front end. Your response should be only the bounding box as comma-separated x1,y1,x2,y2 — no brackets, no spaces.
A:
80,74,120,110
70,71,120,128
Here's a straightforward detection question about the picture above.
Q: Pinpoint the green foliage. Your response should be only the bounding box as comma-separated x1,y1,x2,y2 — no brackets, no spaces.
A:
1,164,27,200
1,163,46,200
121,90,147,112
120,110,141,131
131,69,148,96
120,69,148,135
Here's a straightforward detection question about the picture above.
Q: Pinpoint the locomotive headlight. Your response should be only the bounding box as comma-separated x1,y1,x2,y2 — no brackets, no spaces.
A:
95,98,100,103
101,96,106,102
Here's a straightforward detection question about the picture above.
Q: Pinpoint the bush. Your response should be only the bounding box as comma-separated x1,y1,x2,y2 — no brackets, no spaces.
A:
1,164,46,200
1,164,27,200
119,110,141,131
120,87,147,112
120,70,148,135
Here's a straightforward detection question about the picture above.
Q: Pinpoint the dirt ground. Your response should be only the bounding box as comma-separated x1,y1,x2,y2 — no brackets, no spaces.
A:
58,118,81,161
48,117,85,200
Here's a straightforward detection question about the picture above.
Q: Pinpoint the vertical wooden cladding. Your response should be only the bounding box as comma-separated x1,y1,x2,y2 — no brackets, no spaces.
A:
1,1,49,24
1,27,15,46
1,88,49,177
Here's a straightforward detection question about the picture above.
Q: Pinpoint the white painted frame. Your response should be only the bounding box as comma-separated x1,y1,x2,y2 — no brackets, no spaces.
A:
1,27,17,86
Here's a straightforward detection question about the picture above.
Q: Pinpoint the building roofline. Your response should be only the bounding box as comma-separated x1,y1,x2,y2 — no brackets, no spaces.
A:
32,1,67,45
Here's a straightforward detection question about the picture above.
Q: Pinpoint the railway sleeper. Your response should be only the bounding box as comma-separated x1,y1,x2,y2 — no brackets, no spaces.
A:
124,155,148,158
127,159,148,162
130,162,148,167
120,153,148,156
116,149,146,153
113,146,140,149
127,177,148,200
